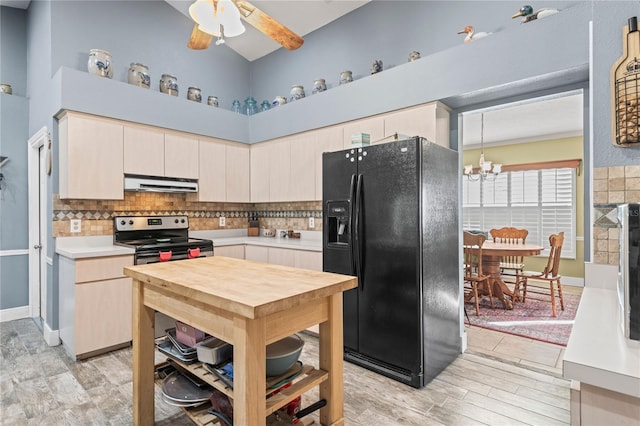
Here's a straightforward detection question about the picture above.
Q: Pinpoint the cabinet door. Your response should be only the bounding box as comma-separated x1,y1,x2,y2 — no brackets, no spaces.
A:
58,112,124,200
165,132,199,179
294,250,322,271
123,124,165,176
250,143,270,202
197,137,226,202
75,277,132,355
315,126,344,200
290,134,316,201
384,102,450,148
245,245,269,263
214,245,245,259
269,140,291,201
226,143,250,202
342,116,384,148
268,247,295,267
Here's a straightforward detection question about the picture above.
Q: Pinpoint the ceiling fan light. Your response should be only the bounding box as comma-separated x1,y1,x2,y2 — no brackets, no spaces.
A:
220,19,246,37
189,0,214,25
198,23,221,37
216,0,245,37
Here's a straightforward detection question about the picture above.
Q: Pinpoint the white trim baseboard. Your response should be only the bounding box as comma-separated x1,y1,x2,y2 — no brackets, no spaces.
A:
43,321,61,346
0,305,30,322
563,276,585,287
0,249,29,257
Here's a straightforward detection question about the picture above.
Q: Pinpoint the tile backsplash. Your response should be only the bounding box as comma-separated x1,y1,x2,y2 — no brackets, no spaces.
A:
53,193,322,237
592,165,640,265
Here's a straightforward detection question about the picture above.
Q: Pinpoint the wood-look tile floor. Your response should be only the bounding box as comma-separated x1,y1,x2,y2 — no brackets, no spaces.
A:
1,318,571,425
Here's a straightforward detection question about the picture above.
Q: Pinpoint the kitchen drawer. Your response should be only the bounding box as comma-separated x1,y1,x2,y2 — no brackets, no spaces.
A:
75,255,133,283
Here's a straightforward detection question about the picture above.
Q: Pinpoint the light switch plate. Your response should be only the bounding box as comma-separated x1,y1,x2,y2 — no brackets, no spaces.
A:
70,219,81,233
219,216,226,227
308,217,315,228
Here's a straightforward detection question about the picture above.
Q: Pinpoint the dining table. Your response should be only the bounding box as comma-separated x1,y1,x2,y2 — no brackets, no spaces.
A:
479,241,544,310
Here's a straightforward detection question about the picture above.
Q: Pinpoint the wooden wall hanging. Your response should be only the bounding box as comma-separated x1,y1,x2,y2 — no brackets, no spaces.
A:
611,16,640,147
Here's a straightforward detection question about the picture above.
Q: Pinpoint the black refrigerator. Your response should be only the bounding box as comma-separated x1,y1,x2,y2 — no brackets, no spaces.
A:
322,137,460,388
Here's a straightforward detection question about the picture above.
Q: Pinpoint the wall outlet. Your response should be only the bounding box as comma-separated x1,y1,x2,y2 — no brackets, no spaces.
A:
219,216,226,227
309,217,315,229
70,219,81,233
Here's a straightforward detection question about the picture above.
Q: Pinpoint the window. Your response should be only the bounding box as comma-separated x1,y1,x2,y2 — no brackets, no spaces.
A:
462,167,576,258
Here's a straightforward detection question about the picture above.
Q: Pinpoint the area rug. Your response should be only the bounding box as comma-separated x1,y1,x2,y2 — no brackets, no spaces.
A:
465,291,582,346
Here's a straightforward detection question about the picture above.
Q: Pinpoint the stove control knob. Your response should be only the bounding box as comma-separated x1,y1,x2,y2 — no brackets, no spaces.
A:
129,220,134,225
120,220,126,226
181,219,186,223
175,219,179,223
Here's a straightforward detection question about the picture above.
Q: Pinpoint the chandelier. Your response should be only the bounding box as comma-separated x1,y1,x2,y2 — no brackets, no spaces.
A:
463,112,502,181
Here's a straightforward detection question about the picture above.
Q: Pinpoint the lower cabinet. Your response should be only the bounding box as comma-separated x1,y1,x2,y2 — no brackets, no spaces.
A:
59,255,133,359
214,245,245,259
244,245,269,262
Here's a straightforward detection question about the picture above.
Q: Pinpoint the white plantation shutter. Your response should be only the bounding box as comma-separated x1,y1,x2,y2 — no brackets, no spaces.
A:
462,167,576,258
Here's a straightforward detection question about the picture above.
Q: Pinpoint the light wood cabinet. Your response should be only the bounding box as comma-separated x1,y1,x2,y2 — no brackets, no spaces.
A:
59,255,134,359
195,137,226,201
214,245,245,259
165,132,199,179
342,116,384,148
250,143,270,202
315,126,344,200
245,245,269,262
58,111,124,200
290,133,317,201
383,101,451,148
226,143,250,202
269,139,291,202
268,247,296,267
294,250,323,271
123,124,165,176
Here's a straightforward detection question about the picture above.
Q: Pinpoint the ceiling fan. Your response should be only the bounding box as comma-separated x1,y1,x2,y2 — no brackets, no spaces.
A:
187,0,304,51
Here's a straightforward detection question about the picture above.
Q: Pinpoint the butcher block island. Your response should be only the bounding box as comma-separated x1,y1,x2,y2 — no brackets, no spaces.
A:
124,256,357,426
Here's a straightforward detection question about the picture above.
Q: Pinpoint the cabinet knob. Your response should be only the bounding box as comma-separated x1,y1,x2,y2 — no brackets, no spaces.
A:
33,244,42,249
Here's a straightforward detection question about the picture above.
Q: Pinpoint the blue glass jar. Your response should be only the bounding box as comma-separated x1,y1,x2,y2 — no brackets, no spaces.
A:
260,100,271,112
232,99,242,114
244,97,258,115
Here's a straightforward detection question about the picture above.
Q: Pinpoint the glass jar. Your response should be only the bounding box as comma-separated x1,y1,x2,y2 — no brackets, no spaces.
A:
87,49,113,78
244,97,258,115
260,100,271,111
128,63,150,88
159,74,179,96
232,100,242,113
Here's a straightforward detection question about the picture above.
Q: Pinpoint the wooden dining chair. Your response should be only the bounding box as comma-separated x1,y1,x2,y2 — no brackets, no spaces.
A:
514,232,565,317
489,227,529,283
463,231,493,315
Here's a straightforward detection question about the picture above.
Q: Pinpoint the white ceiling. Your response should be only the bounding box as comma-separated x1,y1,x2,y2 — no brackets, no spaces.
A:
2,1,583,145
461,93,584,148
164,0,370,62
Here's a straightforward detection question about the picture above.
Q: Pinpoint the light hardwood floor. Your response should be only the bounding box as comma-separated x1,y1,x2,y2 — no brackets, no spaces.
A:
1,317,571,425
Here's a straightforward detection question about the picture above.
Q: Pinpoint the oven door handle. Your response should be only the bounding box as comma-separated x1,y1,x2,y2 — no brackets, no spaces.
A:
187,247,201,259
159,251,173,262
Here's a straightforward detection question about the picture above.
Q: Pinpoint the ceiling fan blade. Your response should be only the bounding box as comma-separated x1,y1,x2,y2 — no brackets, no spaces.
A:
188,23,213,50
233,0,304,50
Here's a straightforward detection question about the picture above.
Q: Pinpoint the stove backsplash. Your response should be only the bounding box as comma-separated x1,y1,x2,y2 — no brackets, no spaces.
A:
53,193,322,237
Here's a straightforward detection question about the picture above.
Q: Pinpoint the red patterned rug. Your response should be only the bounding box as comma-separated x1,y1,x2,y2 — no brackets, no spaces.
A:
465,290,582,346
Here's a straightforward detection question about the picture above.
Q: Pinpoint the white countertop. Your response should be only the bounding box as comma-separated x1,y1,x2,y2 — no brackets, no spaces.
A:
56,231,322,259
56,236,135,259
563,287,640,398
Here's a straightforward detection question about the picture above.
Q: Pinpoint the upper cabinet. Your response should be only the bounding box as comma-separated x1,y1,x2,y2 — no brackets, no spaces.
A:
58,111,124,200
250,143,270,203
193,137,249,202
123,124,199,180
315,126,344,200
383,102,451,148
342,116,384,148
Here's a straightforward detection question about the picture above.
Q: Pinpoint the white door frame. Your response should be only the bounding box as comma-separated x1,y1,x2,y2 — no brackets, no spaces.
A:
28,126,58,345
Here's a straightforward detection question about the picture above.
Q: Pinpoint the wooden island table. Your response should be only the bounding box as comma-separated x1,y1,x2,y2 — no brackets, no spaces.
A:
124,256,357,426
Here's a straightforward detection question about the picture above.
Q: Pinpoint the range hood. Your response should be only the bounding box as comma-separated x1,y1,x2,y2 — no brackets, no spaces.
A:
124,175,198,193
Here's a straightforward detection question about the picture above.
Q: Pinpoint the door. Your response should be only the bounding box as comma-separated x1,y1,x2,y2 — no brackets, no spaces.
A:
322,148,358,349
355,138,422,373
28,127,49,328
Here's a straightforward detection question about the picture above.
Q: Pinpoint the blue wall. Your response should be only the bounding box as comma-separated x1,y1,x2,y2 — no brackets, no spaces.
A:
0,7,30,311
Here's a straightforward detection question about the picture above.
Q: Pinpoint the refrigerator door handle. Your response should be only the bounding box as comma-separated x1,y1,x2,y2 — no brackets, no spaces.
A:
354,174,364,288
349,174,357,275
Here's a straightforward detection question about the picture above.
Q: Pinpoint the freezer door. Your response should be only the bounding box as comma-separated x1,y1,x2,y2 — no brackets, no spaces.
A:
322,149,358,350
355,139,422,373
